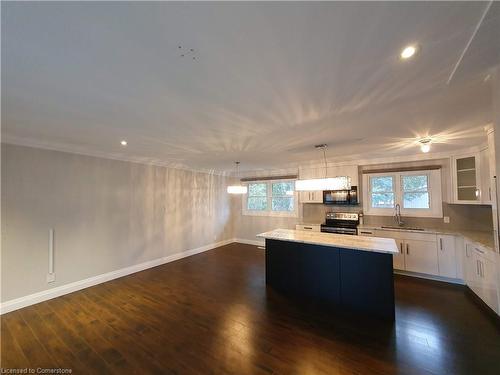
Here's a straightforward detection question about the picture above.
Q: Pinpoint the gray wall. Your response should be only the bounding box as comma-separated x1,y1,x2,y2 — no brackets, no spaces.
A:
1,144,235,302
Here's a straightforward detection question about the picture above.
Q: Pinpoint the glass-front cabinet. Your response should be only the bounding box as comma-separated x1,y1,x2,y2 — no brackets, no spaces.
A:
452,153,481,204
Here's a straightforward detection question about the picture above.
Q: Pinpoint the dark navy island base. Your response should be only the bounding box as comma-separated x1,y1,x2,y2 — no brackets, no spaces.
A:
265,239,395,320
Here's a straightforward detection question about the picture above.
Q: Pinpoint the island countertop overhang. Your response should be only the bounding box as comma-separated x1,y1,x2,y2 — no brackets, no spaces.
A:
257,229,399,254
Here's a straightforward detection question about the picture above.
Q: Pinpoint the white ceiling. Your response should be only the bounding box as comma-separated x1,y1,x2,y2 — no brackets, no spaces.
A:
2,2,500,172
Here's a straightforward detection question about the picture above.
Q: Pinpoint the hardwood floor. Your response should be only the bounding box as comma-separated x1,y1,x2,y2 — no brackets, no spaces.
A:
2,243,499,374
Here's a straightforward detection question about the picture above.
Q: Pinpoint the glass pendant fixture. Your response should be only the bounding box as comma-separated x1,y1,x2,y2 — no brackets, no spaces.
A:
227,161,248,194
295,145,351,191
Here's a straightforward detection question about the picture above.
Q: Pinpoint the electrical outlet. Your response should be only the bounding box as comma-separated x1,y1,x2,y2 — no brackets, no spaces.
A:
46,273,56,283
443,216,450,224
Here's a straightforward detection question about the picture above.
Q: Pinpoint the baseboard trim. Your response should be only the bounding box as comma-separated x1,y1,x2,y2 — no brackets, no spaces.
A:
0,238,234,315
234,238,265,247
394,270,465,285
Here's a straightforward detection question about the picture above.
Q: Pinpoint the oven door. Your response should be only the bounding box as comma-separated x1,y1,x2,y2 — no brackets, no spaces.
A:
323,190,350,205
320,226,357,235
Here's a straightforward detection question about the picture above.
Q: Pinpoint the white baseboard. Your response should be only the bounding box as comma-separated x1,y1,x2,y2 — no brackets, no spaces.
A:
234,238,265,247
394,270,465,285
0,238,234,315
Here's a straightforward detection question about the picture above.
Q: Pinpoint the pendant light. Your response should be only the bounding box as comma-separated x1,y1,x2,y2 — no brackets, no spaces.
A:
295,145,351,191
227,162,248,194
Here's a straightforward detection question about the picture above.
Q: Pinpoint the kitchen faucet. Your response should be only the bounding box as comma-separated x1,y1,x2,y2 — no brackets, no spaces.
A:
394,203,404,226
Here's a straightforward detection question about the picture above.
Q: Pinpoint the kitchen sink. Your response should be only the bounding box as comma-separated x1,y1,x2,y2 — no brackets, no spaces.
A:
381,226,425,231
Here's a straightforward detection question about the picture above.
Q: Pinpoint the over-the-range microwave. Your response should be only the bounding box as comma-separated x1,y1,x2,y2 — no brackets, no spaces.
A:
323,187,358,205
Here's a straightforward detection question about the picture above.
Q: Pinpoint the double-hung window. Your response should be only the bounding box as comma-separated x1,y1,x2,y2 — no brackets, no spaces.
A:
243,180,298,217
363,170,442,217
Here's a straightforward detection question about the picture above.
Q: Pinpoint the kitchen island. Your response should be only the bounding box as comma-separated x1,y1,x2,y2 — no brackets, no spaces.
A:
257,229,399,320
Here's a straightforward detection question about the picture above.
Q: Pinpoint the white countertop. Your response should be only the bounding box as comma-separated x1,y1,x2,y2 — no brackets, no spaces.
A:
257,229,399,254
358,225,496,252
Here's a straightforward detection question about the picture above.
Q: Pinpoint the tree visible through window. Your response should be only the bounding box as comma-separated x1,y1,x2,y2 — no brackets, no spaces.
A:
244,181,297,216
272,182,294,211
370,176,394,208
402,175,430,209
247,183,267,210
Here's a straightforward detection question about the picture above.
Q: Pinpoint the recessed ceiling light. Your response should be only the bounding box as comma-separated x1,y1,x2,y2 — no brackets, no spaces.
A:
120,140,127,146
400,45,418,59
419,138,431,153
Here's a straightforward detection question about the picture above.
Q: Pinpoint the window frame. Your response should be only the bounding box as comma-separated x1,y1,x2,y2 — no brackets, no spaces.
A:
242,179,299,217
363,170,442,218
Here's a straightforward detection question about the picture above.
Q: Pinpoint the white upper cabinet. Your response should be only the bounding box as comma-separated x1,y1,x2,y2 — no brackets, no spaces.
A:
451,153,490,204
479,147,492,204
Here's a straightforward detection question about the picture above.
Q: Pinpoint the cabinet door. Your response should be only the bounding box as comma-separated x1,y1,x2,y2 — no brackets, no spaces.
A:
479,148,492,204
393,240,406,270
452,154,480,204
299,191,311,203
464,243,478,287
404,239,438,275
437,235,457,278
479,256,499,314
311,191,323,203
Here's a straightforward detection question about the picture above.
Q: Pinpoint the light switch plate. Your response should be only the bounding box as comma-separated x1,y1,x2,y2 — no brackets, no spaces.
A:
46,273,56,283
443,216,450,224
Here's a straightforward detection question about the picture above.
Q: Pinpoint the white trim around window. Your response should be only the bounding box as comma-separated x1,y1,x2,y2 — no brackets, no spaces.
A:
242,179,299,217
362,170,443,218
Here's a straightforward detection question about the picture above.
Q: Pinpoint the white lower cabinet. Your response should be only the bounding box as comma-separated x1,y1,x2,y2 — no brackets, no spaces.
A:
437,235,457,278
464,242,499,314
404,239,439,275
392,240,406,270
369,230,456,277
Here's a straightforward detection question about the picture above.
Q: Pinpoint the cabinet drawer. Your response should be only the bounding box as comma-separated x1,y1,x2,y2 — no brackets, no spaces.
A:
295,224,321,232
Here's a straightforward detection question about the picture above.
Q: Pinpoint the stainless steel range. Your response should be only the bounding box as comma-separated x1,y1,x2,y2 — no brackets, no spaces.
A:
320,212,359,235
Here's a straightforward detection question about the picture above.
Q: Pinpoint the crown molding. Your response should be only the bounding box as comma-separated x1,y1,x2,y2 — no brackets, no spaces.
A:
1,134,488,179
1,135,229,176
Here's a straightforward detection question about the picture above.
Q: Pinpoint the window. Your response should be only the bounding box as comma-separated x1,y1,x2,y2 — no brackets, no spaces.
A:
272,182,294,211
363,170,442,217
243,180,298,217
247,183,267,211
370,176,395,208
402,175,429,209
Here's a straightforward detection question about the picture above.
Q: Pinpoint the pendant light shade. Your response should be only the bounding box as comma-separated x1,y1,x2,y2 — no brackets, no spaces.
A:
227,162,248,194
227,185,248,194
295,145,352,191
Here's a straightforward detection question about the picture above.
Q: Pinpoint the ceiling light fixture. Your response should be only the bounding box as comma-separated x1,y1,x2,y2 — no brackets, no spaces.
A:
120,140,128,146
400,45,418,60
227,162,248,194
419,138,431,153
295,145,351,191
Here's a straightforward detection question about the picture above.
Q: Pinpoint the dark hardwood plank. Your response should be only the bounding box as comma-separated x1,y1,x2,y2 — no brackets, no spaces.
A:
1,243,499,375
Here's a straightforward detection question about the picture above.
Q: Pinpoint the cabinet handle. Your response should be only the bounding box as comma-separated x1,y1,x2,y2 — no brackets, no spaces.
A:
474,247,484,254
489,187,492,201
480,261,484,278
439,238,443,251
400,243,403,254
477,260,480,276
406,243,409,255
304,227,313,230
360,231,373,235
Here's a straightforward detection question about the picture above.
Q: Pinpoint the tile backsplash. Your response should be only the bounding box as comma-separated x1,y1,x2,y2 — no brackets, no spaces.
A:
303,203,493,232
